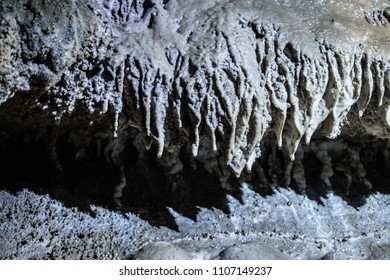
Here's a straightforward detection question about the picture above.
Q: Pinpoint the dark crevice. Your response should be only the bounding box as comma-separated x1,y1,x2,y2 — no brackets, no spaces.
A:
1,92,390,229
248,21,263,39
1,130,390,227
283,42,299,64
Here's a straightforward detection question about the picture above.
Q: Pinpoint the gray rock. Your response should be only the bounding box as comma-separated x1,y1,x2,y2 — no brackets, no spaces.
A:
369,243,390,260
1,0,390,261
321,252,336,260
218,242,291,260
1,0,390,181
127,242,192,260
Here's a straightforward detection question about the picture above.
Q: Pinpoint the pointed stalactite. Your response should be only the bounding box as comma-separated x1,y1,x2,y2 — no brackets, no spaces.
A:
2,0,390,185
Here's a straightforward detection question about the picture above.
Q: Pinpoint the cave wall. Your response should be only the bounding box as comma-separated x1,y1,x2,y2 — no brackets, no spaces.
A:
1,0,390,207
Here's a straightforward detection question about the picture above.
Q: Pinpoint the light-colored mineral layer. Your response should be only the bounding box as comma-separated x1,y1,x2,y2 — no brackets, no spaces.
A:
2,0,390,178
1,186,390,260
1,0,390,260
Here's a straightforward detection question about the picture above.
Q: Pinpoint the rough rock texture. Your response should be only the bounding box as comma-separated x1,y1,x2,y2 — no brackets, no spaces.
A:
1,0,390,259
1,186,390,260
217,241,291,260
127,242,193,260
2,0,390,195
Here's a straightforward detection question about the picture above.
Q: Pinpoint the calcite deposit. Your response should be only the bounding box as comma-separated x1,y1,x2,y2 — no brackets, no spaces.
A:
1,0,390,205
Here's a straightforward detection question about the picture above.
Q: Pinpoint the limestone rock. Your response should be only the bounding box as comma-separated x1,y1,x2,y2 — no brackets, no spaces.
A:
218,241,291,260
127,241,192,260
1,0,390,200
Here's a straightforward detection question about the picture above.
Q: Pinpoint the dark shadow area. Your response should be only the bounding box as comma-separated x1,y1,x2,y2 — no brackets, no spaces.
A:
1,105,390,230
0,130,237,230
301,138,390,208
118,143,236,230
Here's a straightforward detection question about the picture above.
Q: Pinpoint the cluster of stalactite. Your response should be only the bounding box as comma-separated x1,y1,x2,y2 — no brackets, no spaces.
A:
1,0,390,206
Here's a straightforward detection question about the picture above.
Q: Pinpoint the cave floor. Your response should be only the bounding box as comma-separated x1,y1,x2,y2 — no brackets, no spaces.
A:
1,183,389,260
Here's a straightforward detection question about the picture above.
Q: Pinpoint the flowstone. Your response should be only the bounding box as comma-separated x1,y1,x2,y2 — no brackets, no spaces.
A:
1,0,390,212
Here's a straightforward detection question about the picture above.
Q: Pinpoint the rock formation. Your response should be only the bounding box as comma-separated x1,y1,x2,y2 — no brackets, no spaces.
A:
1,0,390,206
